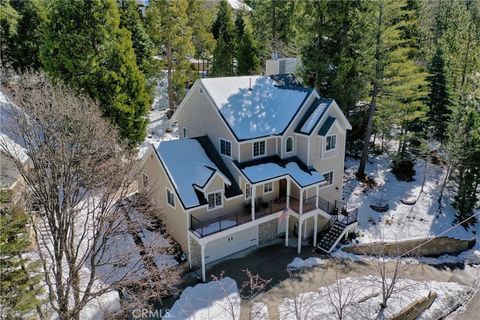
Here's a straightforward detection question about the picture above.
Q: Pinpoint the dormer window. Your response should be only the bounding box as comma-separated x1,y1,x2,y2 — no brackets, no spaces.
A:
285,137,294,153
253,140,266,158
326,134,337,151
207,191,223,210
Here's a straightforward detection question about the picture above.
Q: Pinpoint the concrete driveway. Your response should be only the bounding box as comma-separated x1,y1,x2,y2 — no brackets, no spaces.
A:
207,244,479,320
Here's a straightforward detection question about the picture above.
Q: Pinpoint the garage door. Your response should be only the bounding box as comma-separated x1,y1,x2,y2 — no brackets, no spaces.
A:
204,226,257,264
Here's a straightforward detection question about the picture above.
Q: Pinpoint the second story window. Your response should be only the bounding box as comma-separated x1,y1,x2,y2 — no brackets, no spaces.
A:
166,188,175,207
207,191,223,210
326,134,337,151
220,139,231,157
285,137,294,153
323,171,334,185
253,140,266,157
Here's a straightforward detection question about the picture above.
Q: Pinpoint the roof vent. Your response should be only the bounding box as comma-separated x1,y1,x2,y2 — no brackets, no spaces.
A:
248,78,252,91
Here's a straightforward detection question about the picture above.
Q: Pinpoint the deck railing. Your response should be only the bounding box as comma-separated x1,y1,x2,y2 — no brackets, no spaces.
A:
288,195,318,214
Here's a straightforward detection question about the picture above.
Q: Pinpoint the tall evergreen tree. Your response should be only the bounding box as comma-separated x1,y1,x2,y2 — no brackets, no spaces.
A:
40,0,151,145
235,11,259,75
0,208,44,319
0,0,20,67
299,0,372,113
147,0,194,116
210,0,235,76
427,47,451,142
249,0,297,60
187,0,215,77
119,0,155,79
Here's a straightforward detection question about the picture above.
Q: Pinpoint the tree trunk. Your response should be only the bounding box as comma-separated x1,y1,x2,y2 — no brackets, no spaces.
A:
438,163,451,210
357,2,383,180
166,45,174,117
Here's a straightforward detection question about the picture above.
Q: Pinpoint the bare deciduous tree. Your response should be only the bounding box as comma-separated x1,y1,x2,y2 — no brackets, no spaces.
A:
240,269,271,320
0,72,179,320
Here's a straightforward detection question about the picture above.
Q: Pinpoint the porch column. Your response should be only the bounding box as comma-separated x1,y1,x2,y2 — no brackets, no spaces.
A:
316,186,319,209
251,185,256,220
286,179,291,207
297,218,302,254
313,215,318,246
303,217,307,239
299,189,304,214
285,214,289,247
201,242,206,282
187,233,192,269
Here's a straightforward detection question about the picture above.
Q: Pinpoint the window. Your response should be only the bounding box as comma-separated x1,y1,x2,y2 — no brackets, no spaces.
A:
285,137,294,153
245,183,252,199
183,127,188,138
323,171,334,185
220,139,232,157
207,191,223,210
166,188,175,207
263,182,273,194
326,134,337,151
142,173,149,189
253,140,266,157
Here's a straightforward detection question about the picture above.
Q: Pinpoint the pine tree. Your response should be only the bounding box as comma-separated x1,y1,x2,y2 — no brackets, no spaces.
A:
235,11,259,75
147,0,194,116
40,0,151,145
299,0,372,113
119,0,155,79
187,0,215,77
427,47,451,142
210,0,235,76
0,208,43,318
0,0,20,67
249,0,297,60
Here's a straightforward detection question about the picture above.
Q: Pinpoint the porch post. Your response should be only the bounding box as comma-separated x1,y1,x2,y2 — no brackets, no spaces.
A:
303,217,307,239
286,179,291,207
251,185,256,220
316,186,319,209
285,214,289,246
201,242,206,282
187,233,192,269
313,215,318,246
297,218,302,254
299,188,304,214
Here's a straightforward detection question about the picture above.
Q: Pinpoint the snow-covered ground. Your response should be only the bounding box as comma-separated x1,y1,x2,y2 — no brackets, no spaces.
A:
278,276,472,320
169,277,240,320
287,257,326,270
338,155,480,265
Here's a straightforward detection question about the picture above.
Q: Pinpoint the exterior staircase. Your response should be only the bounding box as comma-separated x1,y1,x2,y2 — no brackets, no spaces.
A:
317,220,347,253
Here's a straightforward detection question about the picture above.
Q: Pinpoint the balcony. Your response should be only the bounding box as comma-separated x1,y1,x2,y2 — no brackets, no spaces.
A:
288,195,317,214
190,197,287,238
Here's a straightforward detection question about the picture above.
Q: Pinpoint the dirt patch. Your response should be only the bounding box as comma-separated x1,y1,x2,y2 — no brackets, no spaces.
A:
392,159,416,182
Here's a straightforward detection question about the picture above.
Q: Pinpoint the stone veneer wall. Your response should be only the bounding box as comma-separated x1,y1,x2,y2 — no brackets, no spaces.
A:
189,237,202,269
259,219,278,244
344,236,475,257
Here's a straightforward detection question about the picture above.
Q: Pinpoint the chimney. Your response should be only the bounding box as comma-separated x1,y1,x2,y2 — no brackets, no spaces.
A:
249,78,252,91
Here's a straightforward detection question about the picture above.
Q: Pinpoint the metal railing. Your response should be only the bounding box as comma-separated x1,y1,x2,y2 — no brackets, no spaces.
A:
255,197,287,219
288,195,318,214
190,210,252,238
318,196,336,214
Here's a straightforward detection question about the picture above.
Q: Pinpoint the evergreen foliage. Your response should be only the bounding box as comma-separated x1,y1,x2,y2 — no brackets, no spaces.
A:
0,0,20,67
40,0,151,145
210,0,236,76
147,0,194,115
0,208,43,318
187,0,215,75
427,47,451,142
119,0,156,79
235,11,259,75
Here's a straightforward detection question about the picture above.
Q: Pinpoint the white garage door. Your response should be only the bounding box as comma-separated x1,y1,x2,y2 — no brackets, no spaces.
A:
205,226,257,264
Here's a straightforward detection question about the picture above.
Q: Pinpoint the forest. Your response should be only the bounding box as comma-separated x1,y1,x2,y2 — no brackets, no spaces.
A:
0,1,479,317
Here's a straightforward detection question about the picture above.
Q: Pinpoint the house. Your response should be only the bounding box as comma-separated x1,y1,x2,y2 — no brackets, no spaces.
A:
141,75,358,281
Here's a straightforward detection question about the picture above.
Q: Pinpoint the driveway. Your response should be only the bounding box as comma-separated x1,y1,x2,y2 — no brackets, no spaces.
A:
207,244,479,320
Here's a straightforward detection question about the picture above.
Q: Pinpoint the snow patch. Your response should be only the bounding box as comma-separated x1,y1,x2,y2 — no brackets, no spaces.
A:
287,257,326,270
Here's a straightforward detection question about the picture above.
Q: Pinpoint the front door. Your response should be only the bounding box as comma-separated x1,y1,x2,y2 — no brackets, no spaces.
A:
279,179,287,199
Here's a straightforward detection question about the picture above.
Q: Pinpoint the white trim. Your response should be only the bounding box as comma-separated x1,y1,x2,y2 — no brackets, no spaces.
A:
219,138,233,158
244,183,252,200
318,170,334,189
252,139,267,158
285,136,294,154
206,190,224,211
263,181,274,194
166,187,176,208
